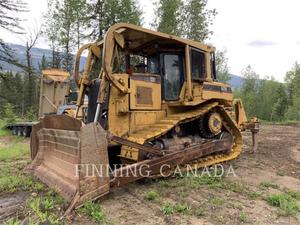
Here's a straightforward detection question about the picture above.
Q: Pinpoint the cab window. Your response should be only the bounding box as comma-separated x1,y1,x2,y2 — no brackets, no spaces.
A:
147,55,159,74
162,54,184,101
191,49,206,80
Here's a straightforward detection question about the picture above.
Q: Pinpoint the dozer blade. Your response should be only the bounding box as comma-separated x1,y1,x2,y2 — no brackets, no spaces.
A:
25,115,110,210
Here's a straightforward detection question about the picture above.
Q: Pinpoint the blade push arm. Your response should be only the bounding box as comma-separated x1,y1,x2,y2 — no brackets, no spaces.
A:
73,43,102,118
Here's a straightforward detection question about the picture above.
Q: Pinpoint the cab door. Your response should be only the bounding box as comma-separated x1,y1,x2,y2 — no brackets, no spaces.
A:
161,53,185,101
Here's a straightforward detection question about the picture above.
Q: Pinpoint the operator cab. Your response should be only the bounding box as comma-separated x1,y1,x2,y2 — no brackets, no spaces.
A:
120,46,209,102
85,26,217,122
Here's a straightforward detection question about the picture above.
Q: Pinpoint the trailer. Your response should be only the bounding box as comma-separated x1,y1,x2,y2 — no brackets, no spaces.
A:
5,122,38,137
5,69,71,137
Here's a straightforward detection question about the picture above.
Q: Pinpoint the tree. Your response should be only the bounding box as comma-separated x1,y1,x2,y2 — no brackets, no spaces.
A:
23,28,41,113
0,0,27,33
57,0,76,73
39,54,49,72
234,66,290,122
256,77,282,121
240,65,259,118
271,83,288,121
118,0,141,25
44,0,87,72
0,72,25,117
153,0,215,40
2,102,17,123
0,0,27,70
0,42,19,71
215,49,230,83
185,0,216,41
71,0,88,50
88,0,142,40
285,62,300,104
153,0,184,36
285,95,300,121
0,0,29,118
43,0,62,68
284,62,300,120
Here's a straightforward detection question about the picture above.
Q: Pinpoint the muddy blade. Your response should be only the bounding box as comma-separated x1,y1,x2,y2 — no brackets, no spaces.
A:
26,115,110,208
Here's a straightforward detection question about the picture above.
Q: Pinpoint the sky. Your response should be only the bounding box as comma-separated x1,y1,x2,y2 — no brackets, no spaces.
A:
2,0,300,82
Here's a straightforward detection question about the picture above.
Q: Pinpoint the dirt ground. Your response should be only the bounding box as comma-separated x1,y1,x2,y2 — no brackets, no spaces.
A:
1,124,300,225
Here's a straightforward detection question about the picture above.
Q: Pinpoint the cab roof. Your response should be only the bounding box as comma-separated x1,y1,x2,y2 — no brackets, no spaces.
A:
98,23,215,53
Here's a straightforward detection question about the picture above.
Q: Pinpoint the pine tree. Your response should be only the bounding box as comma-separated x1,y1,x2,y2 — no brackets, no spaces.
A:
39,54,49,72
23,30,40,113
118,0,141,25
88,0,142,40
88,0,106,40
43,0,62,68
185,0,216,41
0,0,27,33
153,0,215,40
58,0,76,73
0,72,25,117
153,0,184,36
0,0,27,70
71,0,88,50
44,0,88,72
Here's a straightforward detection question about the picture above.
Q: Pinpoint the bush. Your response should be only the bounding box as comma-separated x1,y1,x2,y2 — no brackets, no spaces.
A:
145,190,159,201
3,103,17,123
79,201,105,223
25,106,38,121
161,203,174,215
265,194,300,216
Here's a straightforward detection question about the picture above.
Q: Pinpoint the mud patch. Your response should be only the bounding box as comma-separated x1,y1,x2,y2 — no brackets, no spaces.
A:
0,192,29,223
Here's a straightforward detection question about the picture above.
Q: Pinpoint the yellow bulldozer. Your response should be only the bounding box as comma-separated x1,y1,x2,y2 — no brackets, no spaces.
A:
26,23,259,213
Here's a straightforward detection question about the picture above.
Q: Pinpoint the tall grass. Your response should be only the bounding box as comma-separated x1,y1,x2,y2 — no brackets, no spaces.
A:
0,120,10,136
265,194,300,216
0,142,29,161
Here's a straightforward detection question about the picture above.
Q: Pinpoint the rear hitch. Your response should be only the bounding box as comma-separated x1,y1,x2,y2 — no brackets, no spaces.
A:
241,117,260,153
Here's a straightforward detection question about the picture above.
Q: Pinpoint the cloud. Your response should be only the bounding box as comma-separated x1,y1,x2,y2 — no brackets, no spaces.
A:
248,40,278,47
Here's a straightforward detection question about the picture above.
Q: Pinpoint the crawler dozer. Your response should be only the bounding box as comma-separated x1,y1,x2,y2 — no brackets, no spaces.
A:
26,23,259,213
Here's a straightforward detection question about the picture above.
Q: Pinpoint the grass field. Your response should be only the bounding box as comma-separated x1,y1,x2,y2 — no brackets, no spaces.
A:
0,141,29,161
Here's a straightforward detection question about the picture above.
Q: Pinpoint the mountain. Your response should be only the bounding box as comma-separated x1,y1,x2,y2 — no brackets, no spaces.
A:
1,43,86,73
1,43,245,89
229,74,244,89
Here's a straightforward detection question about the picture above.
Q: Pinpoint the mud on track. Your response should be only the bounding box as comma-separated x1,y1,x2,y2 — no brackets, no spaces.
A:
1,124,300,224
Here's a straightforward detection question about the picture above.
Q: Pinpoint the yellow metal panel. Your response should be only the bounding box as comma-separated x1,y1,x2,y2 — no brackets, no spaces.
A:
185,45,193,100
129,110,166,133
42,69,70,81
129,76,161,110
233,99,248,127
38,70,70,118
108,74,130,137
202,91,233,101
193,83,203,97
202,82,233,101
205,52,212,82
